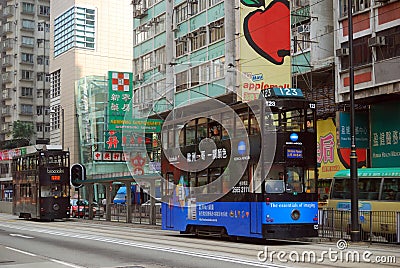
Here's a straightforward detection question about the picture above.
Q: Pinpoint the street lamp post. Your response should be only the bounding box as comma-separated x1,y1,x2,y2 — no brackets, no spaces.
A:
348,0,360,242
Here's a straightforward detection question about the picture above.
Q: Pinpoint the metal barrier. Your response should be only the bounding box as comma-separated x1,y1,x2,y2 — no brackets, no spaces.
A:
319,209,399,243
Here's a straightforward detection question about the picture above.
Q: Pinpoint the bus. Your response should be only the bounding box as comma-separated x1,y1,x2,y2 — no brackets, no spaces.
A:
161,89,318,239
11,147,70,220
325,167,400,242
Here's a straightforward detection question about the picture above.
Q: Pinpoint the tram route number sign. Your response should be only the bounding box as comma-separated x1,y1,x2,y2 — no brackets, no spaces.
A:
260,87,304,99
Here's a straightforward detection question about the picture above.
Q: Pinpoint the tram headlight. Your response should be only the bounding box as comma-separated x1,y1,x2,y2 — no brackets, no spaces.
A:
291,209,300,220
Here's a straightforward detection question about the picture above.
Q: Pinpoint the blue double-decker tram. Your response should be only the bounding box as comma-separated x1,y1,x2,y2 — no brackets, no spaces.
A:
161,89,318,239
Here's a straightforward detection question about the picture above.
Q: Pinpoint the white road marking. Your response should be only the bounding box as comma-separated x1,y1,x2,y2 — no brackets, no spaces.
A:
50,258,85,268
9,233,34,239
5,246,37,256
0,223,287,268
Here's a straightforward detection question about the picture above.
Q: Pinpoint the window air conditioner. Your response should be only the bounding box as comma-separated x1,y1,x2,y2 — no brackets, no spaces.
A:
336,48,349,57
368,36,386,47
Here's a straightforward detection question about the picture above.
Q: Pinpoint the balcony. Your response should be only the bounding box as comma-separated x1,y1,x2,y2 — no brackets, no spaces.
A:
2,72,14,84
2,6,15,17
2,22,13,34
1,39,14,51
1,106,12,117
2,88,12,100
2,55,13,67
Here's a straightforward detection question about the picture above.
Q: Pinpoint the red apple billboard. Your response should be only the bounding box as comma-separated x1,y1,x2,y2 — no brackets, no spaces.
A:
240,0,291,102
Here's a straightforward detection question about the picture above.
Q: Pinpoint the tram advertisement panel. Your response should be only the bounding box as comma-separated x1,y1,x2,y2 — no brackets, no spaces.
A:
39,167,69,184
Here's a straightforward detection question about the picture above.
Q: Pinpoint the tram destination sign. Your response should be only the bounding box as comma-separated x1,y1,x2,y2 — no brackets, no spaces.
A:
260,87,304,99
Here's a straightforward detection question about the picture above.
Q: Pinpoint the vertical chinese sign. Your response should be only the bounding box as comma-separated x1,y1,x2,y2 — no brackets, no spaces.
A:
239,0,291,102
317,119,345,179
371,102,400,167
106,71,133,151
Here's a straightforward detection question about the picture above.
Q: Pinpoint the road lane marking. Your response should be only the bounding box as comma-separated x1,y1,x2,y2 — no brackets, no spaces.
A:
5,246,37,256
50,258,85,268
0,223,289,268
9,233,34,239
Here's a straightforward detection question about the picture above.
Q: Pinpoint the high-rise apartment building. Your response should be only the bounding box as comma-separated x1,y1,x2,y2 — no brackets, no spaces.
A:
49,1,133,164
0,0,51,144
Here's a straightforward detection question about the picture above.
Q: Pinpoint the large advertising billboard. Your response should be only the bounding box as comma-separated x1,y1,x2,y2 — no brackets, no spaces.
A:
239,0,291,102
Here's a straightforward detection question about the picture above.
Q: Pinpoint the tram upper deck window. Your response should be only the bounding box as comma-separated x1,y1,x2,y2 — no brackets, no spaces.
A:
186,121,196,145
280,109,303,132
249,114,260,135
221,112,233,139
197,118,208,142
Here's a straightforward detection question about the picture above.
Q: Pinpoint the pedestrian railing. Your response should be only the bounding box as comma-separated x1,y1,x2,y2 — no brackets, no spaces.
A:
90,203,161,225
319,209,400,244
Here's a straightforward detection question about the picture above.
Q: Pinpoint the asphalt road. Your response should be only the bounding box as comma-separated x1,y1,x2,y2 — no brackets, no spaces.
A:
0,213,398,268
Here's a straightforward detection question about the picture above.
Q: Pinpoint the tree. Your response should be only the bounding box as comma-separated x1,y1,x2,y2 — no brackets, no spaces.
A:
12,120,35,144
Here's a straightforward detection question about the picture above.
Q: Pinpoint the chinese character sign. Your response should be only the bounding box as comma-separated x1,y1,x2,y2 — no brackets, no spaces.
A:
107,71,133,129
317,119,345,178
371,102,400,167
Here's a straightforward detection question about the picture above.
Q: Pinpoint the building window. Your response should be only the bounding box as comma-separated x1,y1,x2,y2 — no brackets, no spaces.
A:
51,105,61,130
154,14,166,35
54,6,96,56
176,3,188,24
37,56,49,65
176,39,188,57
37,72,50,82
22,19,35,30
190,0,207,15
135,28,149,45
212,57,225,80
341,36,372,69
142,53,152,71
200,63,210,82
51,70,61,98
376,26,400,62
209,0,223,7
209,19,224,43
155,47,166,65
37,22,50,32
190,66,200,87
21,87,33,97
39,5,50,16
21,53,34,64
21,36,34,46
21,70,33,80
36,123,49,133
21,104,33,115
22,3,35,13
191,30,207,51
176,71,188,92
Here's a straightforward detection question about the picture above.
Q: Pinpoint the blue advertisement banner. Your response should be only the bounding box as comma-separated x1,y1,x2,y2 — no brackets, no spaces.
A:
262,202,318,224
162,200,318,237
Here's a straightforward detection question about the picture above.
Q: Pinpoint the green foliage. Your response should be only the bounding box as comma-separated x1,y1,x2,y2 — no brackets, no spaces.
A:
12,120,35,140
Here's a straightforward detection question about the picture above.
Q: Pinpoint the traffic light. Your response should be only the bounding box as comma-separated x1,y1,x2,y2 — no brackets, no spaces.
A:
70,163,86,188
